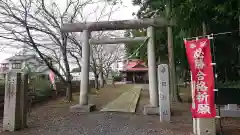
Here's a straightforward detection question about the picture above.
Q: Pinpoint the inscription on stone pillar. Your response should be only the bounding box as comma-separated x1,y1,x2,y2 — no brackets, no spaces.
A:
158,64,171,122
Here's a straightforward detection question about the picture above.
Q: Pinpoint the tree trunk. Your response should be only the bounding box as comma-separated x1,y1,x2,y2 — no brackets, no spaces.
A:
99,71,104,88
94,74,99,90
166,0,178,103
202,21,207,36
112,77,116,88
104,78,107,85
104,70,110,85
238,1,240,36
61,34,72,102
65,69,73,101
66,80,72,101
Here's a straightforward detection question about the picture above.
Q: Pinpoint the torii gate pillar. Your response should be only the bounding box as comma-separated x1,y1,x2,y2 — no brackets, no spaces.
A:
143,26,159,115
70,30,96,112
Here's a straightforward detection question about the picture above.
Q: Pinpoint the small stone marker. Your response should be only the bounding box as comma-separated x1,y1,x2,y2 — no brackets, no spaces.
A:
158,64,170,122
3,72,28,131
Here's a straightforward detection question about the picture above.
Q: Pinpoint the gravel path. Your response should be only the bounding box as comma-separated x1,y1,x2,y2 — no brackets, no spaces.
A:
0,111,193,135
0,103,194,135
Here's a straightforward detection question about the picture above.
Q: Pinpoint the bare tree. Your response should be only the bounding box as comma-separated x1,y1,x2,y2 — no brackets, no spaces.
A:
0,0,95,101
66,1,123,89
0,0,126,100
90,33,124,88
68,32,123,89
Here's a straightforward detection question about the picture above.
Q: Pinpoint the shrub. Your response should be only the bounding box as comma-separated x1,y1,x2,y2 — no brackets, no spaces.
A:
216,81,240,88
30,79,53,101
113,75,122,82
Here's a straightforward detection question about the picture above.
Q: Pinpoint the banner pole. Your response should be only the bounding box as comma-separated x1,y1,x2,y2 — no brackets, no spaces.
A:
191,71,197,134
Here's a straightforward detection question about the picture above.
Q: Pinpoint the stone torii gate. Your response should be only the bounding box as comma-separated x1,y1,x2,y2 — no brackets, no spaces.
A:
61,18,169,114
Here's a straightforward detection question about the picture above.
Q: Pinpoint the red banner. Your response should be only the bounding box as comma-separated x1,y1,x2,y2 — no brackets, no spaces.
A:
49,71,56,90
184,38,216,118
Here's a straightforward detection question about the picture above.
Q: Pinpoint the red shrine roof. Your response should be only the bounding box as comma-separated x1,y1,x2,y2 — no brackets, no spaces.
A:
120,59,148,72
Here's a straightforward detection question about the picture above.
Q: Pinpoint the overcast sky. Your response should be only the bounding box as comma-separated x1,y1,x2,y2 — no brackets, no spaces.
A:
0,0,140,63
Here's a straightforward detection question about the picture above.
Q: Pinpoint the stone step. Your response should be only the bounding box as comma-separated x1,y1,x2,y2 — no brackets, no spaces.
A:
100,87,141,113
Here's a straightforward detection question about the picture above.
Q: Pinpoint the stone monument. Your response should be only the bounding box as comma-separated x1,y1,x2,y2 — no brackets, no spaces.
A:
3,72,28,131
158,64,171,122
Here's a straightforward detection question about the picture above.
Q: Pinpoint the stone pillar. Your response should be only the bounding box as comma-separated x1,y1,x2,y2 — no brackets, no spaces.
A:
80,30,91,105
70,30,96,112
3,72,27,131
158,64,171,122
143,26,159,115
20,74,28,129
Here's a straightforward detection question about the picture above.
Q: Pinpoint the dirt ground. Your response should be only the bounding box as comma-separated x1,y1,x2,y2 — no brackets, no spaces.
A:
0,84,239,135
